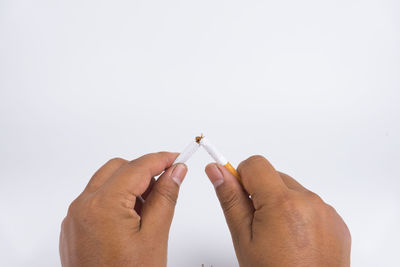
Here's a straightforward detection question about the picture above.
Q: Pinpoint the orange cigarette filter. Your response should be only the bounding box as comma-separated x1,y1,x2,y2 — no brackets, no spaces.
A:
223,162,241,182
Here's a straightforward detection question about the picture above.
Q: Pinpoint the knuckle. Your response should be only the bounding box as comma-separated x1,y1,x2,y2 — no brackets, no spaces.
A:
279,193,305,212
325,202,337,213
143,152,158,161
273,191,294,209
143,152,166,161
153,184,177,206
129,152,171,169
86,194,102,209
75,195,104,222
325,204,352,242
238,155,267,173
60,217,67,231
253,189,290,210
275,189,292,203
82,197,99,214
247,154,267,162
66,198,80,217
219,190,241,215
345,224,352,244
120,194,136,209
80,196,107,224
282,191,327,217
107,157,126,167
306,191,324,204
66,197,92,224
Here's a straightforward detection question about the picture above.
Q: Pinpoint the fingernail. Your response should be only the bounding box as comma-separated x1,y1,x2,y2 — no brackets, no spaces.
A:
209,164,224,189
171,163,187,186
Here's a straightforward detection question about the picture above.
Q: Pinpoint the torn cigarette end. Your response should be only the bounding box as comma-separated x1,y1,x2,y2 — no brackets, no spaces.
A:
173,139,200,164
195,133,204,143
199,136,242,184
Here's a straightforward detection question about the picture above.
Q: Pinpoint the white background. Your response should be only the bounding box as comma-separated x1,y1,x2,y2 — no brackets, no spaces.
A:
1,0,399,266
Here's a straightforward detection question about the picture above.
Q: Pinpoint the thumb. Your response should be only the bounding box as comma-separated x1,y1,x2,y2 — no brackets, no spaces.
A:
140,163,187,236
205,163,254,243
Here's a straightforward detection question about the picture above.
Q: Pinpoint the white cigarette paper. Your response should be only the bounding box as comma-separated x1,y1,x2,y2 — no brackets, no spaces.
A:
138,140,200,204
173,141,200,164
199,137,228,165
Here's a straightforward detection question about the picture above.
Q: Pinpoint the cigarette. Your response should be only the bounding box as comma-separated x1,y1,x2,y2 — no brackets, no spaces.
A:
138,140,200,204
173,139,201,164
138,134,239,204
199,135,241,183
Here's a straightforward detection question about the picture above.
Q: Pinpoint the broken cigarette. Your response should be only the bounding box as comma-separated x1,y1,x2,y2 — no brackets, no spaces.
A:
173,134,241,183
139,134,240,204
138,138,201,204
173,139,201,164
198,135,241,183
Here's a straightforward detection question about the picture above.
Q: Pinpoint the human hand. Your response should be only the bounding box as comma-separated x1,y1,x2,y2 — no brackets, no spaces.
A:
60,152,187,267
205,155,351,267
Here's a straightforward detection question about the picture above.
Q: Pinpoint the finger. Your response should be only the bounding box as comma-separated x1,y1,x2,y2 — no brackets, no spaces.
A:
104,152,178,196
142,177,156,199
140,163,187,236
237,155,288,210
278,172,308,192
133,177,156,215
84,157,128,193
205,163,254,244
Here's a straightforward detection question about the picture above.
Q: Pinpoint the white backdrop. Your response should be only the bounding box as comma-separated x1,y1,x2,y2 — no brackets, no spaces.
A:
1,0,399,266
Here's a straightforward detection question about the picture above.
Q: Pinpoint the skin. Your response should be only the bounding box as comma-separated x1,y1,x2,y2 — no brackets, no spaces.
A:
60,152,351,267
60,152,188,267
205,155,351,267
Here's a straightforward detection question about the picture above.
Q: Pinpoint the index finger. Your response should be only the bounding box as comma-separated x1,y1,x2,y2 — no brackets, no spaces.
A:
104,152,178,196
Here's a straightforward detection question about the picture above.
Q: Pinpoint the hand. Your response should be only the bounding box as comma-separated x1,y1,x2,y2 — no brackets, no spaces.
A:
205,155,351,267
60,152,187,267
